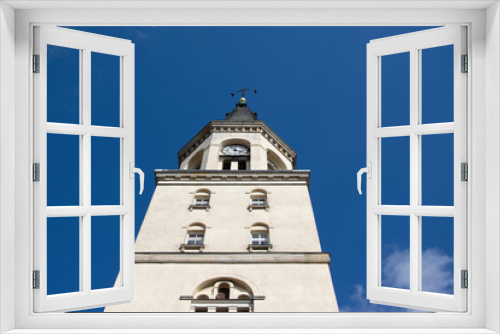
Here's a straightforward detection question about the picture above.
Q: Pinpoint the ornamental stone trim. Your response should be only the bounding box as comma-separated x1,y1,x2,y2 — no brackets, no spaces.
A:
155,170,310,187
135,252,331,264
177,121,297,167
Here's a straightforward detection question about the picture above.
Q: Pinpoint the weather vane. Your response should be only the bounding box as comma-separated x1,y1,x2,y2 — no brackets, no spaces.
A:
230,87,257,98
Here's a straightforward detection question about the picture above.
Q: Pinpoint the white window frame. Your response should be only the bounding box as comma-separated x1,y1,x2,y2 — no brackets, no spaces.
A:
32,25,136,313
366,26,467,312
1,1,498,333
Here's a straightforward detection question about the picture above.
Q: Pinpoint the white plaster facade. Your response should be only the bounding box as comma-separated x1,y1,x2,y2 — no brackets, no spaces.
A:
106,100,338,312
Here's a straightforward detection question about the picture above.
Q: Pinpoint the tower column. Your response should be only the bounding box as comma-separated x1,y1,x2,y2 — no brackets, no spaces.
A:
203,143,221,169
200,147,212,169
250,143,267,170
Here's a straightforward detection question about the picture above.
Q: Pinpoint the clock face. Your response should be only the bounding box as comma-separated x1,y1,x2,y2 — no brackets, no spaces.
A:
221,145,250,156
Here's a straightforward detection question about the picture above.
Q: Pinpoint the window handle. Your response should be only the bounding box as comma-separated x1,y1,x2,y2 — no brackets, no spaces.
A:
357,162,372,195
129,162,145,195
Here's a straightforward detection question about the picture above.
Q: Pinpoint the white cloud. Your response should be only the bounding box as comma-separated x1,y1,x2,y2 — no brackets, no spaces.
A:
382,248,410,289
340,284,389,312
421,248,453,294
341,247,453,312
381,247,453,294
340,283,419,312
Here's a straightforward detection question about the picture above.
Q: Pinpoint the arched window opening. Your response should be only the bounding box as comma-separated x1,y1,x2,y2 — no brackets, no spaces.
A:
189,189,211,212
249,189,268,211
180,223,205,252
220,141,251,171
248,223,272,252
216,283,231,299
196,294,209,300
189,277,257,312
188,150,204,170
267,150,287,170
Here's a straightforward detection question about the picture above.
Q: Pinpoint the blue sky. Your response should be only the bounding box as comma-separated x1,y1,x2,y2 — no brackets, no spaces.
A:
46,26,454,312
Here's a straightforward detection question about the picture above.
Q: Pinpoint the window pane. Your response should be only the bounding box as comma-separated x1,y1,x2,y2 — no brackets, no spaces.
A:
47,134,80,206
381,52,410,127
91,52,120,127
47,217,80,295
421,134,454,206
91,216,121,290
381,136,410,205
421,45,454,124
421,217,454,294
187,233,204,245
47,45,80,124
381,215,410,290
91,136,120,205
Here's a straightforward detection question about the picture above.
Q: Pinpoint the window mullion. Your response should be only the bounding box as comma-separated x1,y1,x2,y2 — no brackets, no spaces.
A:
409,48,420,294
82,47,92,294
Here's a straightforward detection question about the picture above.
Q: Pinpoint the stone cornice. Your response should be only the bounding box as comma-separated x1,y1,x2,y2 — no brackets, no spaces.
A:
155,170,310,187
177,120,297,168
135,252,330,264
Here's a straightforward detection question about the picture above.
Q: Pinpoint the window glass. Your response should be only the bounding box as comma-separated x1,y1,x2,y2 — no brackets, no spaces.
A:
194,198,209,206
251,232,269,245
186,233,204,245
381,136,410,205
421,134,454,206
91,216,121,290
91,136,121,205
91,52,120,127
47,217,80,295
47,45,80,124
421,45,454,124
421,217,454,294
381,215,410,290
381,52,410,127
47,134,80,206
251,198,267,206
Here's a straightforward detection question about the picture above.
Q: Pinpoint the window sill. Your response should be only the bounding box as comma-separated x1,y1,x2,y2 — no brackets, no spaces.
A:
248,204,269,212
179,244,205,252
189,204,210,212
247,244,272,252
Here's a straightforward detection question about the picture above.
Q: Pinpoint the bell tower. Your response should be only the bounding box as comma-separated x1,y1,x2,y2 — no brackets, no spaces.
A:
105,97,338,312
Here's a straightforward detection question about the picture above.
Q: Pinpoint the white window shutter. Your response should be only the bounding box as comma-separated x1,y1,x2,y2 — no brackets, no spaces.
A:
366,26,467,312
33,26,135,312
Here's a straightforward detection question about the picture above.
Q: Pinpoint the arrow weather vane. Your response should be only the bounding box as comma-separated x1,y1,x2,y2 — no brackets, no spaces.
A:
230,86,257,98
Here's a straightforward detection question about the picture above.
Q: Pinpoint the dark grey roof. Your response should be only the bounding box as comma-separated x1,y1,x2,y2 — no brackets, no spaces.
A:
224,100,258,121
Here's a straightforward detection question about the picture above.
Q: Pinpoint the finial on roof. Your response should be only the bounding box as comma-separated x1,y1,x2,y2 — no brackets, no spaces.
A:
238,97,247,106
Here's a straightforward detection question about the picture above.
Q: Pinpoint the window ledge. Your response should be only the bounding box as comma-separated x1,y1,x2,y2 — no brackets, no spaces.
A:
180,244,205,252
248,204,269,212
189,204,210,212
248,244,272,252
